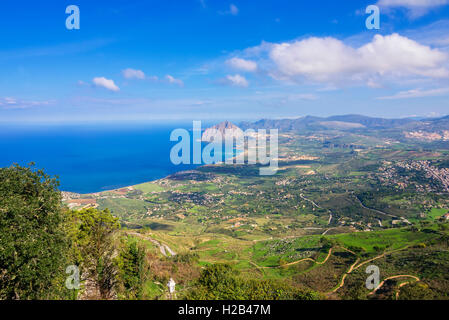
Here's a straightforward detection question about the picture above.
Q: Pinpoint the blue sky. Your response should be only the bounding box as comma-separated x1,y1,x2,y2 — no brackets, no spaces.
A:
1,0,449,122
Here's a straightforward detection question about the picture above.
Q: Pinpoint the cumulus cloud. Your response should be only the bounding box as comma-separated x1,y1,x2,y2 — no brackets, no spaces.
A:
377,87,449,99
122,68,146,80
93,77,120,92
223,74,249,87
377,0,449,17
165,75,184,87
226,57,258,72
267,33,448,86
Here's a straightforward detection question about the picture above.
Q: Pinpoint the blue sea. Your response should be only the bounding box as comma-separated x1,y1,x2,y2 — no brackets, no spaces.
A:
0,121,219,194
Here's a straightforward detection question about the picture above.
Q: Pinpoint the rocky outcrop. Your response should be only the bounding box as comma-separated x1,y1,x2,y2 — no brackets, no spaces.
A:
202,121,244,142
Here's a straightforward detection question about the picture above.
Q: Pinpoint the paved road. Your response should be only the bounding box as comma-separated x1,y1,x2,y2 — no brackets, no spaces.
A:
352,193,399,219
127,232,177,257
300,193,333,225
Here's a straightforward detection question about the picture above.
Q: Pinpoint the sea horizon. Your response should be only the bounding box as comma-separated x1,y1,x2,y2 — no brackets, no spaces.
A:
0,121,224,194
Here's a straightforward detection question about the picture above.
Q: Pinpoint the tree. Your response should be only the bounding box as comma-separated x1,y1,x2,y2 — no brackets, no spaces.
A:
398,282,434,300
0,164,69,299
343,281,369,300
69,208,120,299
117,239,147,299
319,236,333,249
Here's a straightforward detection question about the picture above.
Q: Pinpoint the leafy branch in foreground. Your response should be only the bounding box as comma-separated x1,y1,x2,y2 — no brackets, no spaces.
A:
0,164,69,299
68,208,120,299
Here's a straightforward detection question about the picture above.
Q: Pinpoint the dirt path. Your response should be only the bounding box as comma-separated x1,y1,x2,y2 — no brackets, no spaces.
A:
328,246,410,295
255,247,333,269
322,228,337,235
395,279,419,299
369,275,420,296
353,246,408,271
249,261,266,274
252,237,273,242
328,258,360,294
285,247,333,267
245,248,420,299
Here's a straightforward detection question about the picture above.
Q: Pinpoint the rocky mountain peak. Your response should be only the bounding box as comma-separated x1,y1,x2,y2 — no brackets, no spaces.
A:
202,121,243,141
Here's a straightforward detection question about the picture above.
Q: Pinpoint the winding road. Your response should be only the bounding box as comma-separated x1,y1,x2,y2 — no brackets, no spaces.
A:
300,193,333,225
352,193,399,219
127,232,177,257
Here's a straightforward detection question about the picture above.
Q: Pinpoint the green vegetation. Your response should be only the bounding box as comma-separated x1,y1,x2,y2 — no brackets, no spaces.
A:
0,164,69,300
134,182,165,193
183,264,321,300
117,239,147,299
68,208,120,299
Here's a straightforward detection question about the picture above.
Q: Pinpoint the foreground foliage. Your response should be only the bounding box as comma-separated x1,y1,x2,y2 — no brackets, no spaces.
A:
0,164,69,299
184,264,322,300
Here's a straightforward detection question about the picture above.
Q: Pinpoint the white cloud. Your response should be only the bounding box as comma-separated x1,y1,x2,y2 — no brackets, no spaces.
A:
378,0,448,8
220,4,239,15
165,75,184,87
377,0,449,17
402,19,449,48
0,97,52,109
229,4,239,15
122,68,146,80
225,74,249,87
226,57,258,72
93,77,120,92
280,93,318,101
4,97,17,105
432,36,449,46
268,33,448,85
377,87,449,99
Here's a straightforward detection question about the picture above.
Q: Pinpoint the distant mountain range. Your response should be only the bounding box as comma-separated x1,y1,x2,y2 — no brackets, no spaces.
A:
239,114,449,132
